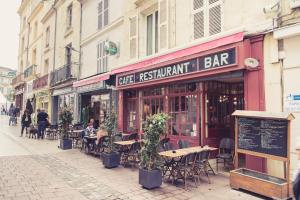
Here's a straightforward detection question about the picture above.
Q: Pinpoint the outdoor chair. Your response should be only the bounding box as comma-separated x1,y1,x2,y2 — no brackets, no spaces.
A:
95,136,110,156
216,138,235,171
178,140,190,149
122,141,141,167
163,142,175,151
127,133,138,141
173,153,198,190
194,150,211,184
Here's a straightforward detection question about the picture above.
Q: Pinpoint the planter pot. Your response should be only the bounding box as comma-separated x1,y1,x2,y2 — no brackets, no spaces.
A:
60,139,72,150
102,152,120,168
139,168,162,189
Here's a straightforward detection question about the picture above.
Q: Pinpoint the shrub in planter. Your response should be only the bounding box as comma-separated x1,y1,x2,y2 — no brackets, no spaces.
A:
139,113,170,189
58,108,73,150
102,112,120,168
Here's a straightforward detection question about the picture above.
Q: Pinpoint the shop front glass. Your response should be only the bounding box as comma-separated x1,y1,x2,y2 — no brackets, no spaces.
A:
59,93,75,114
124,90,138,132
91,94,110,124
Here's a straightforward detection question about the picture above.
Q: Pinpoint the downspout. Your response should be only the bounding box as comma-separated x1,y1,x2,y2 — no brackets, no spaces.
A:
53,1,58,72
77,1,83,123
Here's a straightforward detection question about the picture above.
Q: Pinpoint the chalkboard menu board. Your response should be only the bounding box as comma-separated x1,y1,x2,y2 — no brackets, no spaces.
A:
238,117,288,157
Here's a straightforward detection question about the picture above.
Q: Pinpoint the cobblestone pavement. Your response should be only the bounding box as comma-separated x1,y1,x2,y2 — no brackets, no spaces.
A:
0,116,264,200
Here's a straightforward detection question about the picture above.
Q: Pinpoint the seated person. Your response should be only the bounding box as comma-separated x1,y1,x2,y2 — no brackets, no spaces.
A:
96,125,108,145
84,118,96,137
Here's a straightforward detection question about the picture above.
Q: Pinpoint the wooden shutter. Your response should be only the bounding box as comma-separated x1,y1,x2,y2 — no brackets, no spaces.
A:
193,0,204,39
98,1,103,30
103,41,108,72
209,3,221,35
129,16,138,59
104,0,109,27
97,42,102,73
159,0,168,50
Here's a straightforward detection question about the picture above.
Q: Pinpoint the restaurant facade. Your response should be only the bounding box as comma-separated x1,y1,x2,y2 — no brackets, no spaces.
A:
114,32,266,171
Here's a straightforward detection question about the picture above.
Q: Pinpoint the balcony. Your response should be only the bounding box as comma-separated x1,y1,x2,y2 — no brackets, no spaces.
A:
12,73,24,87
24,64,37,79
33,74,48,90
50,64,77,87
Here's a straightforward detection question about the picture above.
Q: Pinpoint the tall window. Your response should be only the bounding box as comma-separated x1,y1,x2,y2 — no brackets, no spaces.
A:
146,11,158,56
124,90,138,132
169,83,199,137
193,0,222,39
129,16,137,59
65,44,72,65
97,41,108,73
142,87,164,128
23,17,26,29
97,0,109,30
45,26,50,48
67,4,73,28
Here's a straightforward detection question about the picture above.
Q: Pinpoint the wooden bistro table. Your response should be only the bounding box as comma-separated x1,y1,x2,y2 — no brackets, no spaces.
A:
113,140,145,166
159,146,217,183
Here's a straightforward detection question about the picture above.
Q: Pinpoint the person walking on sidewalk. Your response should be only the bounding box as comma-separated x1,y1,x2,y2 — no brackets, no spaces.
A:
37,109,48,139
20,109,31,137
294,147,300,200
8,103,15,126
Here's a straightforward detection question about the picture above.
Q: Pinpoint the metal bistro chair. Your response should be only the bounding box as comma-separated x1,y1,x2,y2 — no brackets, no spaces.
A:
122,141,141,167
173,153,198,190
216,138,235,171
127,133,138,141
194,150,211,184
178,140,190,149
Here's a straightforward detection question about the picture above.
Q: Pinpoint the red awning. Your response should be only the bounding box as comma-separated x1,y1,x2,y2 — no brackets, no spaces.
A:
73,73,110,88
111,32,244,75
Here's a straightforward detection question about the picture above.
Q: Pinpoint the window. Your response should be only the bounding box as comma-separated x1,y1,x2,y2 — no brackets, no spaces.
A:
67,4,72,28
193,0,222,39
169,83,199,137
142,87,164,128
97,0,109,30
20,60,23,73
23,17,26,29
65,44,72,65
97,41,108,73
44,59,49,75
124,91,138,132
45,26,50,47
146,11,158,56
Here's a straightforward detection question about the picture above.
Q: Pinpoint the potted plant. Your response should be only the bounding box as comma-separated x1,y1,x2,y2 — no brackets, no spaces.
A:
102,112,120,168
139,113,170,189
58,108,73,150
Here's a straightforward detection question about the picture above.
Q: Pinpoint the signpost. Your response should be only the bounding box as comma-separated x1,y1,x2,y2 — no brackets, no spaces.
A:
230,110,295,200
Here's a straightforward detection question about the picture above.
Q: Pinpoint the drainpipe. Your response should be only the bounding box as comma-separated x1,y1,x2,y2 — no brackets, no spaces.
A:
53,1,58,72
78,1,83,123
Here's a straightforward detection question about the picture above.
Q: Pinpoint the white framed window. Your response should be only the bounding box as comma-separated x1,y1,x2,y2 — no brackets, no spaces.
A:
21,37,25,51
45,26,50,48
97,41,108,73
129,16,138,59
44,59,49,75
97,0,109,30
34,21,38,38
67,4,73,28
146,11,158,56
192,0,222,40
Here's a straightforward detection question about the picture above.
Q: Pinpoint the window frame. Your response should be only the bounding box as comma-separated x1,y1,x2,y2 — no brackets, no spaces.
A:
67,3,73,28
97,0,109,30
45,26,50,48
146,11,159,56
97,41,108,73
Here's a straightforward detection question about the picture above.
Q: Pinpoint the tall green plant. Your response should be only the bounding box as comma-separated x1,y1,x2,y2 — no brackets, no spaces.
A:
140,113,170,171
104,112,117,152
59,108,73,139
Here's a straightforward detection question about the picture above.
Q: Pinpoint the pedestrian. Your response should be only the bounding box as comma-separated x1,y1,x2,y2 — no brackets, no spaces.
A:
21,109,31,137
294,147,300,200
8,103,15,126
13,107,20,125
37,108,49,139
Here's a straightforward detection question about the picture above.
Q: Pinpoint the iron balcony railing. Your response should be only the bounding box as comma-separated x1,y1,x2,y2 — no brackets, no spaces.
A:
12,73,24,86
33,74,48,90
24,64,37,79
50,63,77,86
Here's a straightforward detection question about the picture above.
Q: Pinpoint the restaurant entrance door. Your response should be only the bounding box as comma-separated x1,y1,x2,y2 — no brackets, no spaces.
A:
202,80,244,148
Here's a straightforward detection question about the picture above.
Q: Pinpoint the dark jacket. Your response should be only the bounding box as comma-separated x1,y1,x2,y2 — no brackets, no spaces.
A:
294,171,300,200
21,114,31,127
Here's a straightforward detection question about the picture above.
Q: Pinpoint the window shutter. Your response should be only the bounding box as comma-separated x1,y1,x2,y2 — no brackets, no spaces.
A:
104,0,109,27
129,16,138,59
209,4,221,35
193,0,204,39
98,2,103,30
158,0,168,50
97,42,102,73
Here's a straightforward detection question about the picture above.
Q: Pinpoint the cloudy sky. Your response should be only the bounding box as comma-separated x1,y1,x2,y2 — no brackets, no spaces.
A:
0,1,21,70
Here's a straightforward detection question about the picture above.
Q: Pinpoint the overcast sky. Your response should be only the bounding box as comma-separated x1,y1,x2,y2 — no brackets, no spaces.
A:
0,1,21,70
